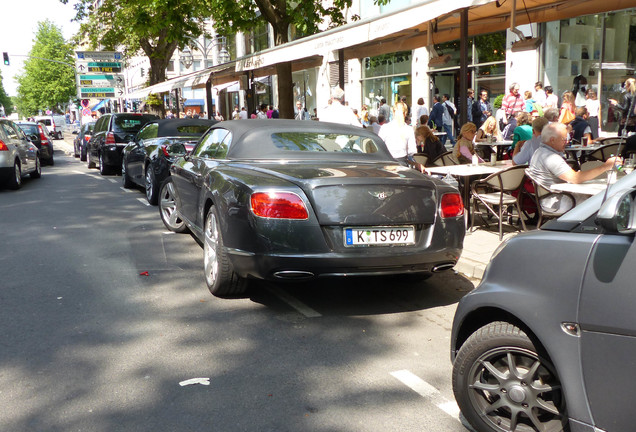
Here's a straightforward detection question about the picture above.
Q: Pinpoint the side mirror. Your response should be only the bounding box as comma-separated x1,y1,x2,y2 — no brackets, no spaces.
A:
72,130,79,135
596,190,636,234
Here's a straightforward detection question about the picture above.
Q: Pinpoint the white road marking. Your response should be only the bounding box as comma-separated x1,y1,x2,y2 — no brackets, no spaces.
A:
390,369,462,423
108,178,118,184
120,187,134,193
137,198,150,206
266,286,322,318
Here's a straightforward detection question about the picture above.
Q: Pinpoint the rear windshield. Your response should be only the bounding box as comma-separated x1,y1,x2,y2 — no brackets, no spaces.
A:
17,125,39,134
38,119,52,126
176,125,210,135
113,115,157,133
271,132,380,154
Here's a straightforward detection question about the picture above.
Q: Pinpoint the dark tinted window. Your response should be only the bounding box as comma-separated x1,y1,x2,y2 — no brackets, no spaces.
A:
17,124,39,135
175,125,211,135
194,128,231,159
271,132,379,154
113,115,157,133
137,123,159,140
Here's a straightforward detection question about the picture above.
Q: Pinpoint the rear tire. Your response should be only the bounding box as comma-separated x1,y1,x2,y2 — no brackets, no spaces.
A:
99,153,111,175
158,178,188,233
145,167,158,205
87,150,96,168
30,158,41,179
203,206,248,298
122,159,134,188
80,146,87,162
8,161,22,190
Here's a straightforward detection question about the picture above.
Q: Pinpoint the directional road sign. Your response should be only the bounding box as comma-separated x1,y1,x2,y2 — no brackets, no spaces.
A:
76,51,123,62
76,61,123,74
78,74,125,89
79,87,125,98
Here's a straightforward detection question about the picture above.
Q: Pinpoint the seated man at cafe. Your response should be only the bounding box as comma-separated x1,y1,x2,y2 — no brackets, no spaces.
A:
526,122,620,212
512,117,549,166
569,106,594,145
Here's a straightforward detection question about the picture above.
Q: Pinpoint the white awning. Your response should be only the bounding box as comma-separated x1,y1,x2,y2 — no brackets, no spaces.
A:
235,0,493,72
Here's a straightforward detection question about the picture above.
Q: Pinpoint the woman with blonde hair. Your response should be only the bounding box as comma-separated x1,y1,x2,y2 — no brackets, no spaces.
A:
558,91,575,124
415,125,445,161
474,116,501,160
609,77,636,134
453,122,482,164
378,102,417,165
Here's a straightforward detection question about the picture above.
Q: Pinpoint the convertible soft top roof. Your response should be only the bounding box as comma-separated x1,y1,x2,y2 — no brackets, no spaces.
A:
147,118,218,137
215,119,395,161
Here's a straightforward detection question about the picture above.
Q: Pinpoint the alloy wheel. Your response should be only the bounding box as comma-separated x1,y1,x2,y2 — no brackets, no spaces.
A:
466,346,564,432
204,211,220,288
159,180,187,232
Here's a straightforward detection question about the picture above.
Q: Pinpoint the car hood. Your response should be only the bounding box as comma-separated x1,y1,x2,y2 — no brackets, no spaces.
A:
243,161,441,225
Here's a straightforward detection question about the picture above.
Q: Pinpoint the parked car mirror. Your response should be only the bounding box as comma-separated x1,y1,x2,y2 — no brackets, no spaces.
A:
596,190,636,234
28,134,38,142
72,130,79,135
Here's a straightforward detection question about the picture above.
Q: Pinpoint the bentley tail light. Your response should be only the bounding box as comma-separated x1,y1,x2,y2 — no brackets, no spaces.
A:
0,140,8,151
251,192,309,219
105,132,116,145
440,193,464,218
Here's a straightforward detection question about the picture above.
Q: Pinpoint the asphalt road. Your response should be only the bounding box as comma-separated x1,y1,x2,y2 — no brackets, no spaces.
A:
0,141,477,432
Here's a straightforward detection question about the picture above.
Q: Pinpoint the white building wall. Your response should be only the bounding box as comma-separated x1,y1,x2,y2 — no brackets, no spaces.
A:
505,24,540,95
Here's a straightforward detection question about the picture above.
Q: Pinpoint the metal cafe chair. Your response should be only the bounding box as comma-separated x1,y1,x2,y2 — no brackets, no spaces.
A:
412,153,429,166
587,143,621,162
430,151,459,166
528,178,576,228
470,165,528,240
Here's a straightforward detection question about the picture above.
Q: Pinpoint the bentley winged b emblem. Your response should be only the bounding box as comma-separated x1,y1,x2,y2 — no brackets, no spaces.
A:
369,190,394,200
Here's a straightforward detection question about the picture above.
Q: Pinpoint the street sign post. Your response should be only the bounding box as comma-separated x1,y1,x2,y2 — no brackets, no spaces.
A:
75,51,125,101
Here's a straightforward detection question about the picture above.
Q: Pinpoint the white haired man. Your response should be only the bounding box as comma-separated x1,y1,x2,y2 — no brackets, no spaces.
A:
320,87,362,127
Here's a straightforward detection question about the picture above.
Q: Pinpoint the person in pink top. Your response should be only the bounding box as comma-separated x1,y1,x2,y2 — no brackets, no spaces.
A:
500,82,525,127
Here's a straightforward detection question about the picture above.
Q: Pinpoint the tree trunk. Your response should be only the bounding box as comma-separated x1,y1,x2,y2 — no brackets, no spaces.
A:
276,62,294,119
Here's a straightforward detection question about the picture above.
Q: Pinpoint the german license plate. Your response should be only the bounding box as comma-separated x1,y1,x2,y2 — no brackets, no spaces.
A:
344,226,415,246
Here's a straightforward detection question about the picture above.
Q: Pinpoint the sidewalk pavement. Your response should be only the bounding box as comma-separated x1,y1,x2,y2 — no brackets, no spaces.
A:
55,132,505,282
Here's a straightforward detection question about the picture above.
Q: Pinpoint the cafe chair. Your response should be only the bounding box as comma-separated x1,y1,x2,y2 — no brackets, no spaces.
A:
528,178,576,228
412,153,429,166
470,165,528,240
587,143,621,162
430,151,459,166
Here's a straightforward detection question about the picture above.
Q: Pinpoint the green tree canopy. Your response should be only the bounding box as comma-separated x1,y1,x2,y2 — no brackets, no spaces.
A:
15,20,75,117
64,0,213,86
0,70,12,116
209,0,358,118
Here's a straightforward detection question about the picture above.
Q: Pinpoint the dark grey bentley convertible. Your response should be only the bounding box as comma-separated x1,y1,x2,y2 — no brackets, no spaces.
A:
159,120,465,297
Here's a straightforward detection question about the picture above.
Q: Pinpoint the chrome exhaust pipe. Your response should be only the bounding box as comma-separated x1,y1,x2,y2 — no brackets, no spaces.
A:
432,262,456,273
273,270,315,280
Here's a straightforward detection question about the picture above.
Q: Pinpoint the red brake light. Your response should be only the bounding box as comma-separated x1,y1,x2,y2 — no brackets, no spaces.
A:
0,140,7,151
85,134,92,141
251,192,309,219
440,193,464,218
161,145,170,157
38,125,50,145
105,132,116,145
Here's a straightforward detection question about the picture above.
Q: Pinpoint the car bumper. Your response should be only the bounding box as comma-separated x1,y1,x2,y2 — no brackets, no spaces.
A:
102,145,125,167
39,146,54,160
227,246,462,281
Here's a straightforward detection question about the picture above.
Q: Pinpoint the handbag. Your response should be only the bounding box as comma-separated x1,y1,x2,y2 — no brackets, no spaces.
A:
559,107,575,124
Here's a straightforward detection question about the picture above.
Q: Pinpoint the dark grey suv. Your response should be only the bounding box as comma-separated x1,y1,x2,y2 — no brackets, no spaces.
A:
451,171,636,432
87,113,158,175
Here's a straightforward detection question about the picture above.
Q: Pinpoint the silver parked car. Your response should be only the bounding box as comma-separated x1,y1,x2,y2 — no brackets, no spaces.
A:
0,119,41,189
451,170,636,432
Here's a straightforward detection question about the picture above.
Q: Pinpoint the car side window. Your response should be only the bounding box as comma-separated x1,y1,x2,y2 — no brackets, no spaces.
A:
137,123,158,140
94,117,106,132
2,122,19,140
193,128,230,159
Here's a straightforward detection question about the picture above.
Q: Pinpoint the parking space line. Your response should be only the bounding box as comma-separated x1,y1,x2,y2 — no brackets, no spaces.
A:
120,187,134,193
390,369,461,423
108,178,118,184
265,286,322,318
137,198,150,206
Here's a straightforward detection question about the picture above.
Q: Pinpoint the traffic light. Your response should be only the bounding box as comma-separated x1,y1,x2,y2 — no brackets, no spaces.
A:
2,52,9,66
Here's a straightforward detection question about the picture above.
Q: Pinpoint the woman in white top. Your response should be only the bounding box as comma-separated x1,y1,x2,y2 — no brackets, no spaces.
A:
585,89,600,139
378,102,417,166
414,97,429,126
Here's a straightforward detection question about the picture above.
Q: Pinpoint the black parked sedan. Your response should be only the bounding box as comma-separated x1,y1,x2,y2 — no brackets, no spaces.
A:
72,121,95,161
15,121,54,165
160,120,465,297
121,118,216,204
87,113,159,175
